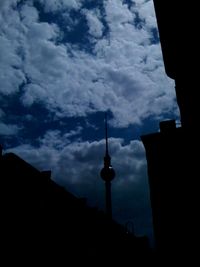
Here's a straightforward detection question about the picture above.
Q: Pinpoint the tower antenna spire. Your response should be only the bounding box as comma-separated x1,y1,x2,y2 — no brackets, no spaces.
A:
105,112,109,157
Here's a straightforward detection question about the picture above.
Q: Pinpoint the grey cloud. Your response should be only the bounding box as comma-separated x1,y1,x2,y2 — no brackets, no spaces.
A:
0,109,5,118
0,123,21,136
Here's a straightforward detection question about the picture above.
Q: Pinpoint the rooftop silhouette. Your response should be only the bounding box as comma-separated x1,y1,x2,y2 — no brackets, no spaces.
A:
1,149,152,265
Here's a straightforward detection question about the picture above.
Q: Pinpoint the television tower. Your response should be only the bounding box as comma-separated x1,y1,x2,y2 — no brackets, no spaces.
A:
100,113,115,219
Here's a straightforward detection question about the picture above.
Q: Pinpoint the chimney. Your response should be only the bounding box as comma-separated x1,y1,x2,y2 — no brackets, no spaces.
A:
41,170,51,179
159,120,176,133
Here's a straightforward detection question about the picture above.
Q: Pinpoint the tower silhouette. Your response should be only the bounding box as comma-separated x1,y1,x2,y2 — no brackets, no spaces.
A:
100,113,115,219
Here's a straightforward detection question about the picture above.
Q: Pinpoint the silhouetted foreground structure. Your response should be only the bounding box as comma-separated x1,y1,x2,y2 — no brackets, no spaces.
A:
1,150,151,265
141,1,200,264
142,121,198,263
153,1,198,130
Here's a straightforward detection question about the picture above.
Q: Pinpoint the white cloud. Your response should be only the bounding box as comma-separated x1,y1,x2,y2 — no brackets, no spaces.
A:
21,83,46,106
134,0,158,29
0,34,26,95
82,9,104,38
105,0,134,25
20,4,39,25
38,0,82,12
0,0,177,127
0,0,20,11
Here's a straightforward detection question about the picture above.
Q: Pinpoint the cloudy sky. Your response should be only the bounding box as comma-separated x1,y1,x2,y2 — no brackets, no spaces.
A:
0,0,179,245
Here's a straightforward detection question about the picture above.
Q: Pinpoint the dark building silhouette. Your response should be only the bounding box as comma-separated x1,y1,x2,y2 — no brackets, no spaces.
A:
100,113,115,219
142,121,198,261
141,1,200,264
153,1,198,130
1,150,151,265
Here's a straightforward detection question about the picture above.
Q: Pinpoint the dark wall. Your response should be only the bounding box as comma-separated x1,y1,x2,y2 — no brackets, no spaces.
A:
142,122,199,264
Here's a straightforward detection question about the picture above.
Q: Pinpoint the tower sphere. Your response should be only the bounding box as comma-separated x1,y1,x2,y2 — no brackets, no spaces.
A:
100,166,115,182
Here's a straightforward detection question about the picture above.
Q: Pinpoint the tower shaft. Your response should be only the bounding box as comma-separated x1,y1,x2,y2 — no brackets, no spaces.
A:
105,180,112,219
